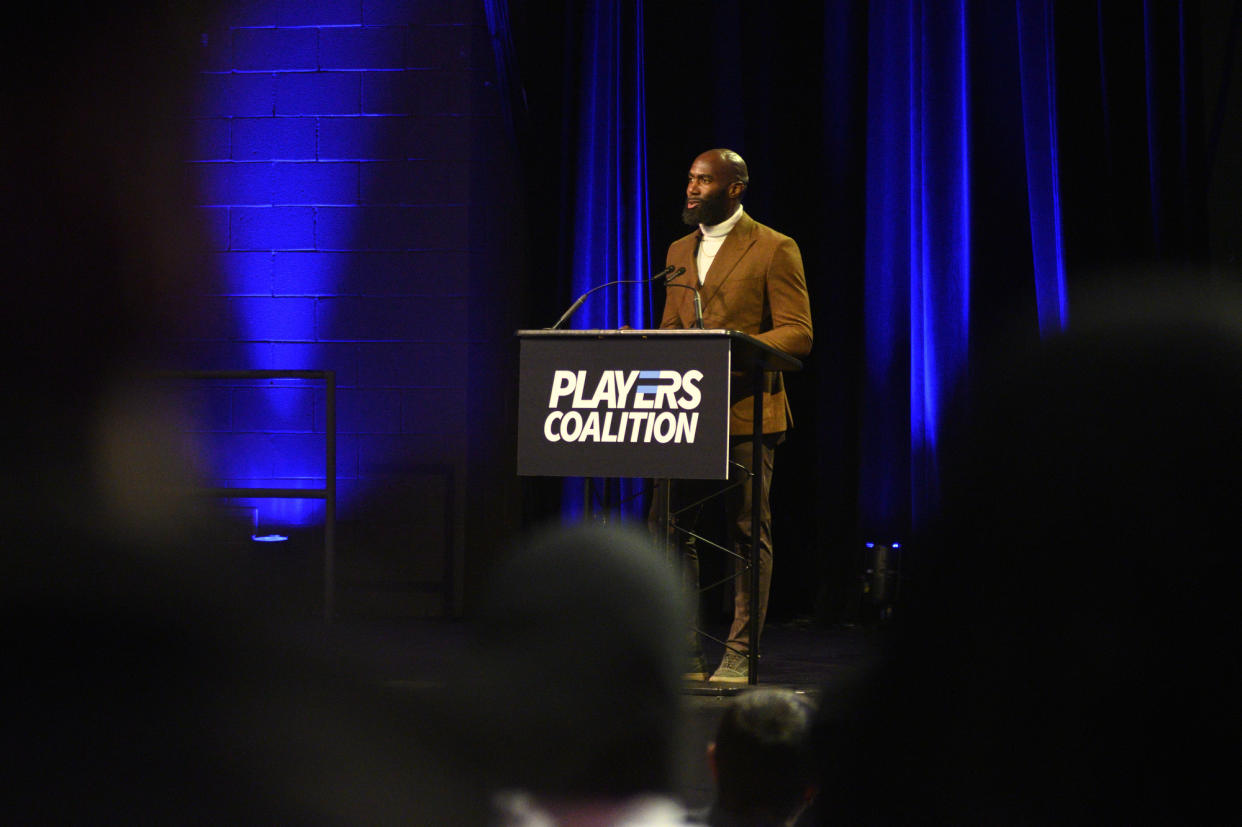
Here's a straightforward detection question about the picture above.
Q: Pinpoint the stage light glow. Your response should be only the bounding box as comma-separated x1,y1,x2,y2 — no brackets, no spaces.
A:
192,2,411,529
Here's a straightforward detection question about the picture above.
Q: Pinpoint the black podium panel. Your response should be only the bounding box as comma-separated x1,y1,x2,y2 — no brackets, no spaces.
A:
517,332,731,479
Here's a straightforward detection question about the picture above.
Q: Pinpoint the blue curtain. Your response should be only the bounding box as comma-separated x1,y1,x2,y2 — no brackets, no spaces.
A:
1017,0,1069,336
564,0,652,521
860,0,1072,539
569,1,653,332
486,1,653,523
1054,0,1210,271
860,0,972,538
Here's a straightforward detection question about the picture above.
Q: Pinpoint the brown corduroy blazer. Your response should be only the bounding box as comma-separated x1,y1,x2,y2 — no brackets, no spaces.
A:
658,212,813,435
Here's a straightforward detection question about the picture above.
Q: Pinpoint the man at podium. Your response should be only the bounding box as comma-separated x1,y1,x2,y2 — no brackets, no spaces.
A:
652,148,813,683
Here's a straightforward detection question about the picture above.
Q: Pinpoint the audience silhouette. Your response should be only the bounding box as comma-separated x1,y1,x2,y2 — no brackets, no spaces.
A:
460,521,694,825
815,283,1242,824
704,688,817,827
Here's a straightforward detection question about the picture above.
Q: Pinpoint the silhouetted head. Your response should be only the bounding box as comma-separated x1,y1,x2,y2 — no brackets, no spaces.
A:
710,688,817,826
467,521,689,798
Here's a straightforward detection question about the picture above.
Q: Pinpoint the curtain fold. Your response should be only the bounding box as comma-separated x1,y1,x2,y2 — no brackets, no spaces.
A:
1017,0,1069,335
860,0,971,538
562,0,652,520
569,0,652,331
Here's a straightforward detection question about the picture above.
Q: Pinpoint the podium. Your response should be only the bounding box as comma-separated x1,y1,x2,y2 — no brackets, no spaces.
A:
517,329,802,685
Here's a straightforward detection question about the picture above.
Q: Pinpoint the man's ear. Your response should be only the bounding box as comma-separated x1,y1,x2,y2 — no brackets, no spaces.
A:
706,741,718,782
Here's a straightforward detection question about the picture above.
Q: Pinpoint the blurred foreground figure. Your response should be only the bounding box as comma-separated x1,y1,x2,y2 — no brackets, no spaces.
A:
464,522,694,825
704,688,817,827
2,6,480,823
816,283,1242,824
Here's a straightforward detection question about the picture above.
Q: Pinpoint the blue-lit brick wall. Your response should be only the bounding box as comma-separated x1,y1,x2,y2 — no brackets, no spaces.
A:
183,0,502,613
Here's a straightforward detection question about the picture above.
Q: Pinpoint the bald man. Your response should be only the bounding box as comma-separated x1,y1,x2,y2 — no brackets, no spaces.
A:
653,149,812,683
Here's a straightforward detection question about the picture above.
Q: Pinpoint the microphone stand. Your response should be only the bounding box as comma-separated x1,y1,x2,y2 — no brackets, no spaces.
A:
665,282,704,329
546,265,677,330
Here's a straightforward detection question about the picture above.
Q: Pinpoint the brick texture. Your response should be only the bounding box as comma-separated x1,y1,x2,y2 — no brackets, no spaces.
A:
185,0,496,612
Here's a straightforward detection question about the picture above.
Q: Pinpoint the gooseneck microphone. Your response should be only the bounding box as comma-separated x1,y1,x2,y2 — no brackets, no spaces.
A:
664,267,704,329
547,264,678,330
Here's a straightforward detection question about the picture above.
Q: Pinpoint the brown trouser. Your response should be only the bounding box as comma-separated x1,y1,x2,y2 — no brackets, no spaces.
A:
650,433,778,654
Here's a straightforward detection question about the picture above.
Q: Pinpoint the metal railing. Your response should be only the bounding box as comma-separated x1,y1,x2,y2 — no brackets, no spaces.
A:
167,369,337,621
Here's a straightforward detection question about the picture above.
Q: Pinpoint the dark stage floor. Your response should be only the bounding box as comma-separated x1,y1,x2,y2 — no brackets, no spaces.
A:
321,616,879,812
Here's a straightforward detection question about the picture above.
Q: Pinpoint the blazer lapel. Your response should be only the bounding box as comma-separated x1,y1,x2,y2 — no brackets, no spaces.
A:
687,230,703,286
699,214,756,314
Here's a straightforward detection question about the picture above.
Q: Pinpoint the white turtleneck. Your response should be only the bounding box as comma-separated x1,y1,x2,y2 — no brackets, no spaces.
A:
696,205,745,285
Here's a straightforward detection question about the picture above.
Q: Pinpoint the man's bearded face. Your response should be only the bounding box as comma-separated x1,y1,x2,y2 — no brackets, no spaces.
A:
683,154,738,227
682,184,733,227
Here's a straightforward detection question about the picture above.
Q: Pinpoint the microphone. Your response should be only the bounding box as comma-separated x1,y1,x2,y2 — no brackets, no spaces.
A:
663,267,704,329
547,264,676,330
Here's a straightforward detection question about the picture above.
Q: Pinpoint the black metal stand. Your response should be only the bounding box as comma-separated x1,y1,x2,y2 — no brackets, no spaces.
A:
749,367,763,684
665,354,794,688
661,465,752,697
162,369,337,622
